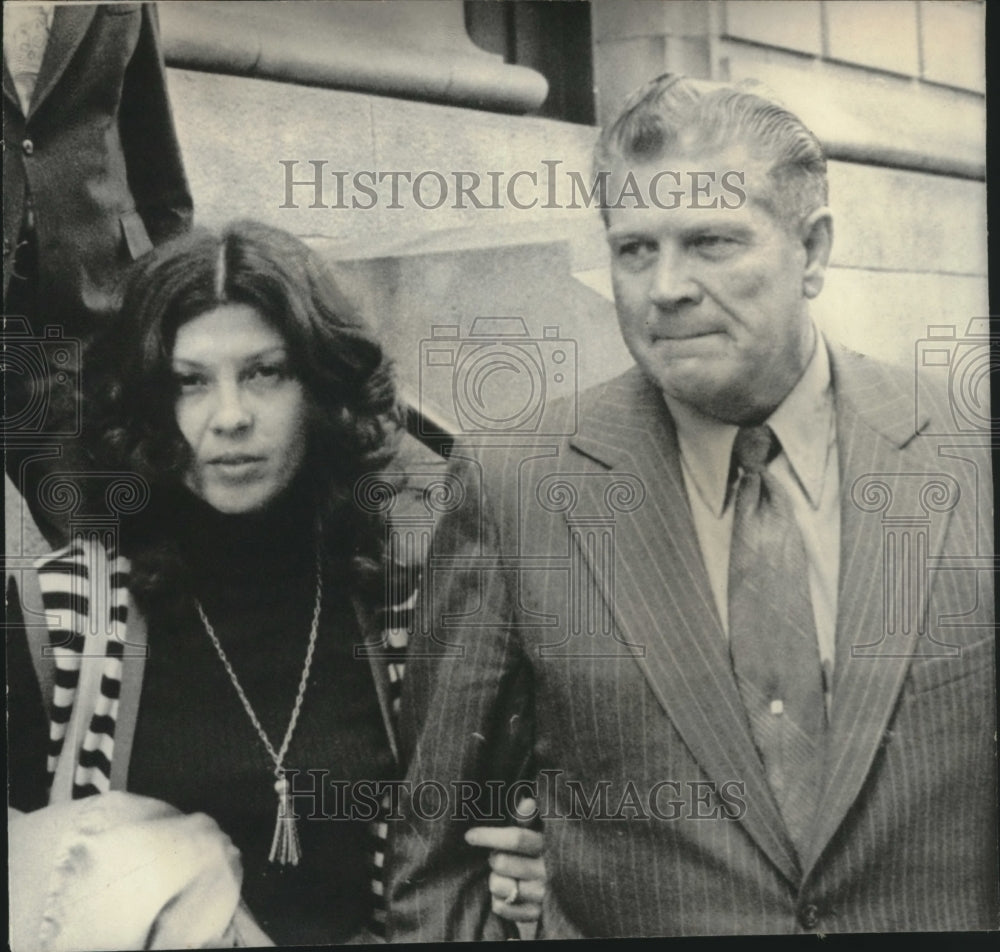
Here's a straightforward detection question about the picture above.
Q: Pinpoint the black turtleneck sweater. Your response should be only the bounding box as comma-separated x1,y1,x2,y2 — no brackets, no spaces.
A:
126,487,395,945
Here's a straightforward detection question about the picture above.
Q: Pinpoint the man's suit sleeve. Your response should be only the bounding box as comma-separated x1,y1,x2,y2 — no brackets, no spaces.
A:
386,453,533,942
119,3,193,245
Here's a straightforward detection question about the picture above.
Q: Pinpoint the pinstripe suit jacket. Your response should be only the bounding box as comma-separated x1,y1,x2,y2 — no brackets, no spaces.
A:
387,343,997,937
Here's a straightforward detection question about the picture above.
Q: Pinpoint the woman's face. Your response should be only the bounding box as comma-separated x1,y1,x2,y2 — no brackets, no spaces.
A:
172,303,309,514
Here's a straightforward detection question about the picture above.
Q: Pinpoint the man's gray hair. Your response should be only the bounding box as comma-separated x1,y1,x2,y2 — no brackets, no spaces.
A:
594,73,828,228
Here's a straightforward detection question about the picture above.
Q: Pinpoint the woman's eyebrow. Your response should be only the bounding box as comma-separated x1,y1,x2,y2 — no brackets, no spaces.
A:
171,346,289,368
242,346,289,362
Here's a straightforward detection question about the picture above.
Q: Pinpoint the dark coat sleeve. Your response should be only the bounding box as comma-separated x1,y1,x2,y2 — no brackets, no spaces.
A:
118,3,193,247
2,2,193,321
386,453,533,942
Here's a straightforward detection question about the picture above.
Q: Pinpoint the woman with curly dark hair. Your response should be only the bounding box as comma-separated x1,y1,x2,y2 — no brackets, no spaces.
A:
81,220,398,621
7,221,543,947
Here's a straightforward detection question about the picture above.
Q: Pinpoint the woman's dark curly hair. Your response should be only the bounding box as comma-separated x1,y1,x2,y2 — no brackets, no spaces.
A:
78,220,402,611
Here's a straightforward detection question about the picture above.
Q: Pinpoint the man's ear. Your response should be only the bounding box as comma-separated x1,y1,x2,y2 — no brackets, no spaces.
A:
800,207,833,299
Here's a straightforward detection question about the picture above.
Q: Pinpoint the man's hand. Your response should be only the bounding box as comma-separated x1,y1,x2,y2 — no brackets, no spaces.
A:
465,797,546,932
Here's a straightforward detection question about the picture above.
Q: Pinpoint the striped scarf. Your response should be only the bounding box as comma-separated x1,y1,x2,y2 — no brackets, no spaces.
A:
37,536,133,796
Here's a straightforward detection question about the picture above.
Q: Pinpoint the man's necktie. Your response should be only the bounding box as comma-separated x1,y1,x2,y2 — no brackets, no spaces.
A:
3,5,52,113
728,425,826,861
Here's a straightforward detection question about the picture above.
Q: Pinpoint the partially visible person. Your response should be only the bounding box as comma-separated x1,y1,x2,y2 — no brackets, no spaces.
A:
3,0,193,543
7,221,544,946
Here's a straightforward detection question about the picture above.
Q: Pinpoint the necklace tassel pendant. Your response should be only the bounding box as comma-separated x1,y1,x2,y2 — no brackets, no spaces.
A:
268,774,301,866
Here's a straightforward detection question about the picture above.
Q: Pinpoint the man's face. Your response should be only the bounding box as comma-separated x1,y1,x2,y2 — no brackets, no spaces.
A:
606,147,826,423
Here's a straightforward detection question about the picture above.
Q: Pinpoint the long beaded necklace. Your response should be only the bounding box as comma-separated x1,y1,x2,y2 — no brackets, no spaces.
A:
194,550,322,866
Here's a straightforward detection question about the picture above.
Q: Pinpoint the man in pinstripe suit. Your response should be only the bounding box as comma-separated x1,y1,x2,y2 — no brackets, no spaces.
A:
387,75,997,936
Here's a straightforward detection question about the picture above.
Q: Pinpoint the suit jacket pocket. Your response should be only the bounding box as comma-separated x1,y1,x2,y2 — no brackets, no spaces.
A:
905,635,995,697
102,3,141,15
120,211,153,261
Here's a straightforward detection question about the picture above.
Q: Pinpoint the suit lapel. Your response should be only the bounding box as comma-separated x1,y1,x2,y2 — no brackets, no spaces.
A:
801,346,954,877
2,59,19,111
352,595,401,765
26,3,96,119
567,368,800,884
